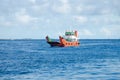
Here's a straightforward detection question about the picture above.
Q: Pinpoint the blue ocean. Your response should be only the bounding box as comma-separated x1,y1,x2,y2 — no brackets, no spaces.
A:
0,39,120,80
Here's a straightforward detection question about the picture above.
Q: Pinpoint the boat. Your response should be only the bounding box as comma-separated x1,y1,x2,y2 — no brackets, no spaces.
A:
46,30,80,47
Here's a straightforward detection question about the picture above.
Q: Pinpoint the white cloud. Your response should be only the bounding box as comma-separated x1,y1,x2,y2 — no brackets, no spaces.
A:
79,29,93,36
101,9,111,15
29,0,36,4
60,0,68,4
89,15,120,26
15,8,37,24
52,0,71,14
91,17,99,25
32,3,49,12
46,19,50,23
0,16,12,26
0,16,5,24
85,5,96,11
0,16,4,20
53,4,70,14
76,5,96,13
100,27,112,36
4,22,12,26
32,5,43,12
74,16,88,24
76,6,83,12
0,21,12,27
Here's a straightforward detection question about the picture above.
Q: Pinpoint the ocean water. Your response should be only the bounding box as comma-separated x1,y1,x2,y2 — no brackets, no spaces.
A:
0,39,120,80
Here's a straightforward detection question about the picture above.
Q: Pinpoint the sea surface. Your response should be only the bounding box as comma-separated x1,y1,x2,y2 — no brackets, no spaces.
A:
0,39,120,80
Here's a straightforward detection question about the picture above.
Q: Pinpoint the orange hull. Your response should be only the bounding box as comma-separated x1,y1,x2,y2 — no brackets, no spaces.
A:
59,36,79,47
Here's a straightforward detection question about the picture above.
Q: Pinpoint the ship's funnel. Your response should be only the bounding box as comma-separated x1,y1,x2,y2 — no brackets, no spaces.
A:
75,31,78,37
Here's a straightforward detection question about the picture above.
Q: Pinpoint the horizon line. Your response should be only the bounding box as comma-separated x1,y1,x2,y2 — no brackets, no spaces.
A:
0,38,119,40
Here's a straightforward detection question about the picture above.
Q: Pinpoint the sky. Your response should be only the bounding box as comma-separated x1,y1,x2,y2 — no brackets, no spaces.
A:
0,0,120,39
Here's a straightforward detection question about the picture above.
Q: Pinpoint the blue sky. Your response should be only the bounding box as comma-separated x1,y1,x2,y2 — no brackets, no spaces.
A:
0,0,120,39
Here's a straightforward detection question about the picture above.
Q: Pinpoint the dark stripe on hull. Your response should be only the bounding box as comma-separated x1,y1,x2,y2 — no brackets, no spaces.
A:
47,42,64,47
